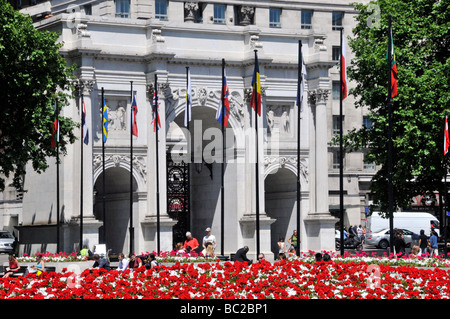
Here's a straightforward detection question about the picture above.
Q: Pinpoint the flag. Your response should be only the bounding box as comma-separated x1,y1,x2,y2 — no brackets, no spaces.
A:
152,90,161,132
387,26,398,98
250,53,262,116
216,68,230,127
445,116,450,156
341,34,348,100
185,68,192,127
82,97,89,145
102,97,108,143
297,50,307,112
131,95,138,137
51,101,59,148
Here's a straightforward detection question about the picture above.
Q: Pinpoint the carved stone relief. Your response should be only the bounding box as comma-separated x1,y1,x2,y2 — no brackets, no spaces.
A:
264,155,309,184
93,154,147,184
103,99,128,131
266,105,291,134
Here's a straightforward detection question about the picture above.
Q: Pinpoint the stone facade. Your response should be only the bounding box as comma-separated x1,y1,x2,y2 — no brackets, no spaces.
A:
1,0,374,259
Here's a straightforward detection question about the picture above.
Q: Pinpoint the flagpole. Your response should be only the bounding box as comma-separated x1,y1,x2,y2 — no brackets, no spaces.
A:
387,15,394,253
221,58,225,257
444,116,448,257
254,49,260,257
155,74,161,254
129,81,134,254
186,67,191,233
339,27,345,256
101,87,106,244
56,101,60,253
296,40,302,257
80,93,84,251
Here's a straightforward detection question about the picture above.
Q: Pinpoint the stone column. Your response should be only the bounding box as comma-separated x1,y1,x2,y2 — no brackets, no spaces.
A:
73,79,102,250
304,89,337,251
142,79,176,253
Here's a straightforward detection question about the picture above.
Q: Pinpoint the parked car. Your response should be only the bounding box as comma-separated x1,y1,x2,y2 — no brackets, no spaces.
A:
0,230,15,254
335,229,362,250
366,228,419,249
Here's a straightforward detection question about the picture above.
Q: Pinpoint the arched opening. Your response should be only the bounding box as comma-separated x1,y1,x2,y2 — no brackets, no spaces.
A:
264,167,298,258
167,102,238,251
93,166,138,254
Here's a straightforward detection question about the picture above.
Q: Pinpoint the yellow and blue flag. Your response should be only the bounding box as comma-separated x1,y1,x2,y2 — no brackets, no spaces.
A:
250,53,262,116
102,97,108,143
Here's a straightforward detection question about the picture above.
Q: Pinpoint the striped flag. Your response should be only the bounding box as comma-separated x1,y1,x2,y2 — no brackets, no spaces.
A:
152,90,161,132
102,97,108,143
445,116,449,156
341,33,348,100
216,68,230,127
387,25,398,98
250,53,262,116
82,97,89,145
131,95,138,137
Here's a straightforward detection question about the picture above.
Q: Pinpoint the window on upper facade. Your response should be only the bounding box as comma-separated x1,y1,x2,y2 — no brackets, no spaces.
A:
332,81,340,100
332,46,340,61
301,10,312,29
363,151,375,170
155,0,168,20
332,149,344,169
363,116,373,129
83,4,92,15
115,0,130,18
269,8,281,27
332,11,344,30
214,4,226,24
332,115,344,136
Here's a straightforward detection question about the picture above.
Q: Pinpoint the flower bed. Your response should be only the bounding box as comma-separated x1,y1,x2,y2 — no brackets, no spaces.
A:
2,252,450,299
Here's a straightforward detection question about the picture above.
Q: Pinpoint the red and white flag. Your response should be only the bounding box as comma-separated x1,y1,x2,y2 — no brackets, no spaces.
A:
444,116,449,156
341,34,348,100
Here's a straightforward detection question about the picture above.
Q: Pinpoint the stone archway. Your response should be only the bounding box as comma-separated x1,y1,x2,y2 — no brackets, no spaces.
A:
264,167,298,257
93,166,138,254
165,85,245,252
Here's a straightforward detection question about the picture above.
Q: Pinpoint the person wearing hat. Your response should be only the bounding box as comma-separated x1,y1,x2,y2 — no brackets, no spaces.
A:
202,227,217,254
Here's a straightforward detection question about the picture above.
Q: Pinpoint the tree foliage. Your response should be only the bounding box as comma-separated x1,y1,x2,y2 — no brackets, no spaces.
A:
346,0,450,215
0,0,76,192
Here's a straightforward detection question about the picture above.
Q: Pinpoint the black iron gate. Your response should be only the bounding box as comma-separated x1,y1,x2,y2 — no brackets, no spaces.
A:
167,153,190,248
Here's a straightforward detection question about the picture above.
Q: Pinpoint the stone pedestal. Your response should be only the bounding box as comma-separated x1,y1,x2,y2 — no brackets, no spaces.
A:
141,215,178,253
239,213,275,258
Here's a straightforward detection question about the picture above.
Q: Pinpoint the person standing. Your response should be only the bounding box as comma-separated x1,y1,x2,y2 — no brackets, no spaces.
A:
202,227,216,252
277,237,287,255
288,230,299,252
429,230,439,258
418,229,429,256
393,230,407,258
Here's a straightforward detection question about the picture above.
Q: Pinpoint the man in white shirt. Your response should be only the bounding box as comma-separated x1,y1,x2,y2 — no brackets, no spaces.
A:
117,253,129,271
202,227,216,252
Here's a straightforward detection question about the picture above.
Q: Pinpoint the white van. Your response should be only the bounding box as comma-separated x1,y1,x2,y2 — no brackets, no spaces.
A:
367,212,440,236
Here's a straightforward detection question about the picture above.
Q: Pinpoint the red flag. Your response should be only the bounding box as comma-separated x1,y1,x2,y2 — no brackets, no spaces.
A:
444,116,449,156
387,26,398,98
131,95,138,137
341,34,348,100
250,53,262,116
51,102,59,148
